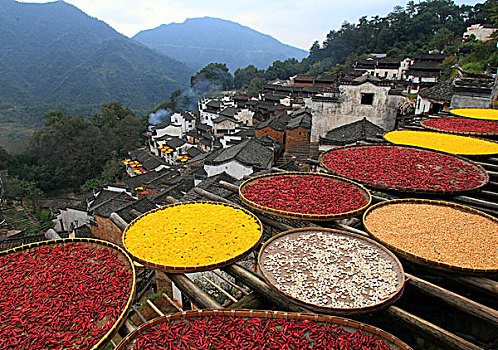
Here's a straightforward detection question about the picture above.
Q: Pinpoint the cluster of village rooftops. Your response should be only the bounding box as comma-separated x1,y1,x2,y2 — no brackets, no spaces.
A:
19,52,495,249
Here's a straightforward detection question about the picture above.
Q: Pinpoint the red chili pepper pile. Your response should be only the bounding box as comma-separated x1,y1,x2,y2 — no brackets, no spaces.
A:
0,243,132,350
322,146,486,192
242,175,368,215
133,316,393,350
422,117,498,134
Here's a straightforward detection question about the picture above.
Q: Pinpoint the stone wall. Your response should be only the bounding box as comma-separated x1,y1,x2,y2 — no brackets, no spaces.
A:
285,127,310,151
255,127,284,144
308,82,400,142
91,216,123,246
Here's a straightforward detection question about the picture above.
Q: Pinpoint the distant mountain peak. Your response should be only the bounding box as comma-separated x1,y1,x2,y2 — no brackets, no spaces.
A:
134,17,307,71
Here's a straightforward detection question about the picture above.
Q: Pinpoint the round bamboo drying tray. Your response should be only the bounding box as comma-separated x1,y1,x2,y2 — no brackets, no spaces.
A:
363,199,498,275
319,143,489,195
450,108,498,121
116,309,412,350
421,117,498,136
122,201,263,273
383,130,498,156
0,238,136,350
258,228,405,316
238,172,372,221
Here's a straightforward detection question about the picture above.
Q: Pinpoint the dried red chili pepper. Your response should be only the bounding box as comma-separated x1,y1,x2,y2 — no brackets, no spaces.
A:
0,243,133,350
131,315,394,349
322,145,486,192
422,117,498,134
242,174,368,216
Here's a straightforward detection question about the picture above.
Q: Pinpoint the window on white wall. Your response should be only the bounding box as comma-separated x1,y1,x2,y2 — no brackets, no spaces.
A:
361,93,374,105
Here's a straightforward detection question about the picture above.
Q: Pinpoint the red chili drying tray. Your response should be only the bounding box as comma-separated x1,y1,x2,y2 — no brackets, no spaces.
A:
115,309,412,350
319,143,489,195
238,171,372,221
0,238,136,350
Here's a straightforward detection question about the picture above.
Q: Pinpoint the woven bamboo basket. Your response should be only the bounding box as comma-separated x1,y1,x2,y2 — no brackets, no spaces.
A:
450,107,498,121
116,309,412,350
258,228,405,316
319,143,489,195
0,238,136,350
383,129,498,157
421,117,498,137
122,201,263,273
238,172,372,221
363,199,498,275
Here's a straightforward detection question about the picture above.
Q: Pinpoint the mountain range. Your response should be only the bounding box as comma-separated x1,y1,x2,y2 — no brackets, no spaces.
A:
0,0,308,140
133,17,308,72
0,0,193,128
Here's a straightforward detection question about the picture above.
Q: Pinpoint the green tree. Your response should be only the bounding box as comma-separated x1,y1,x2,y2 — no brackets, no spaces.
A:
191,63,234,92
18,110,110,192
428,27,458,51
0,147,12,170
2,173,42,201
91,102,146,157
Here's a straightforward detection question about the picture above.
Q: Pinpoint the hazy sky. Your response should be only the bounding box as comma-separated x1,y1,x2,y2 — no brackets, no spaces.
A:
19,0,484,50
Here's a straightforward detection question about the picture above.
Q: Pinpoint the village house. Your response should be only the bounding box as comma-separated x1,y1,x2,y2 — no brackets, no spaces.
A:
451,71,496,108
374,57,411,80
52,206,90,234
203,138,274,179
255,112,291,144
199,99,223,126
354,58,377,76
155,136,189,165
415,69,496,114
463,24,498,42
307,74,402,143
291,75,316,87
212,115,241,136
285,109,312,151
170,111,196,134
415,80,454,115
88,190,135,244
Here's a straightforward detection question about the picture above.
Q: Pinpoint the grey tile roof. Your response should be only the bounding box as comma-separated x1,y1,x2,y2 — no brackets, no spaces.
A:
286,113,311,130
179,172,238,203
91,192,136,218
205,139,273,168
128,150,167,171
122,169,170,190
115,198,157,224
182,111,196,121
219,107,240,118
255,113,291,131
418,80,454,102
321,118,383,145
212,115,240,125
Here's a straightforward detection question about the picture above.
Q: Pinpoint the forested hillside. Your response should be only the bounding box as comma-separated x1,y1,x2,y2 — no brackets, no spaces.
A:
0,0,193,128
133,17,307,71
222,0,496,95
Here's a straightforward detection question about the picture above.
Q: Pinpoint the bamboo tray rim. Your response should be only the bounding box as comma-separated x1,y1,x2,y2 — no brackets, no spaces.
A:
122,201,263,273
0,238,137,350
363,198,498,275
421,117,498,136
257,227,405,315
383,129,498,156
238,171,372,221
319,143,489,195
450,107,498,121
116,309,413,350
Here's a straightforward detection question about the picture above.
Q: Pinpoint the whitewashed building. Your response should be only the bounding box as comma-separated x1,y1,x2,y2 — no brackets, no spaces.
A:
307,74,402,142
203,139,274,179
